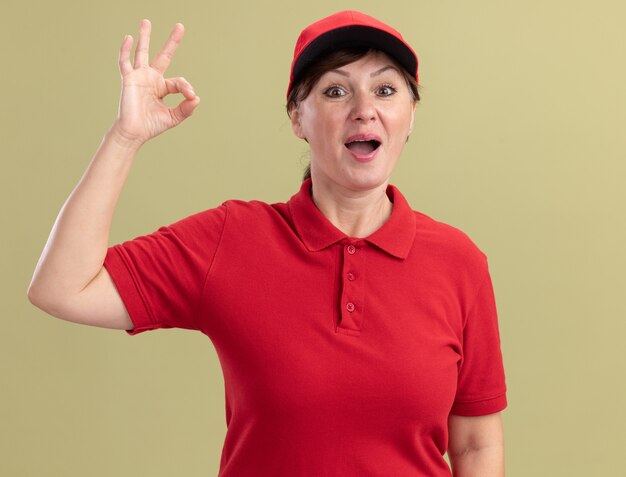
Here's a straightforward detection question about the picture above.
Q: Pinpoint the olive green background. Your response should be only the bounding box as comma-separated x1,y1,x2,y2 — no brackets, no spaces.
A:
3,0,625,475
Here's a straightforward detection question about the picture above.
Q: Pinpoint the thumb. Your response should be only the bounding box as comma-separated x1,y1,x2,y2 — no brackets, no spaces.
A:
170,95,201,124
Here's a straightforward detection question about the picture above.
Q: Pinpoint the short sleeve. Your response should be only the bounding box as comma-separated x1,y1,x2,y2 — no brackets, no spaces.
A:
450,266,508,416
103,204,227,335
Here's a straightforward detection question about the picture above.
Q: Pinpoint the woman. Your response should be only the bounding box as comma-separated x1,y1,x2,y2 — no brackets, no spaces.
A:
28,10,507,477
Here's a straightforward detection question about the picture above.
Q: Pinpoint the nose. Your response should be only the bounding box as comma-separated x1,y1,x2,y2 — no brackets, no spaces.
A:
350,91,376,122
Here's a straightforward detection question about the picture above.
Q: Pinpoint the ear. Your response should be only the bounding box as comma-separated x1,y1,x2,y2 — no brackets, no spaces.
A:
290,106,306,140
407,101,417,136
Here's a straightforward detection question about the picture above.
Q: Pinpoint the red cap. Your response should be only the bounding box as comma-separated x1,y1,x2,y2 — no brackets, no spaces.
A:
287,10,419,99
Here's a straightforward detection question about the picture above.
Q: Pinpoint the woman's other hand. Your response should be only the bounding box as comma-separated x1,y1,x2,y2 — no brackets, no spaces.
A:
113,19,200,146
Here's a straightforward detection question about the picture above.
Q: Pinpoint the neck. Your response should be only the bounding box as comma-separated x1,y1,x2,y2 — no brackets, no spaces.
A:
309,178,393,238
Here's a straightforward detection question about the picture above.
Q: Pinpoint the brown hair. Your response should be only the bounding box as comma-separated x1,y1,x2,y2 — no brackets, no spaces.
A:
286,47,420,181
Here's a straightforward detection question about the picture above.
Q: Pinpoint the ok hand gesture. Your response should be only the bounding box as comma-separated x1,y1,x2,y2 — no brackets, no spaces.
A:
114,19,200,146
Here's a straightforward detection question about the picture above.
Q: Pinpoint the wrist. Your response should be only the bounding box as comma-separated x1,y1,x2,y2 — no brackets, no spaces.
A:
106,122,145,152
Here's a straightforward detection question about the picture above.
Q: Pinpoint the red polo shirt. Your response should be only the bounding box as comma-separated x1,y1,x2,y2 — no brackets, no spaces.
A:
103,178,507,476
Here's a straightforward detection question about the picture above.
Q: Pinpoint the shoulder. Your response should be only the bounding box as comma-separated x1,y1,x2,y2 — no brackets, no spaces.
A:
413,209,487,257
165,197,292,238
219,198,285,219
389,184,488,271
215,198,291,232
411,209,489,277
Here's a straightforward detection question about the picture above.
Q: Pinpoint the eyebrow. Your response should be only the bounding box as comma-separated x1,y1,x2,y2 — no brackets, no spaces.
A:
330,65,400,77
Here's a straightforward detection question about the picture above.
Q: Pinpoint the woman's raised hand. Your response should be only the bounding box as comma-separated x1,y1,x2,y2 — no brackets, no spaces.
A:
113,19,200,146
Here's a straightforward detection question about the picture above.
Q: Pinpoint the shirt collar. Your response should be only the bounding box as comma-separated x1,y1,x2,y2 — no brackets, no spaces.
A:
287,178,416,259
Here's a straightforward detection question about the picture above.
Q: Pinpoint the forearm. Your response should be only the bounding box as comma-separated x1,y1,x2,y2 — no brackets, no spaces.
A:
28,122,142,303
449,443,504,477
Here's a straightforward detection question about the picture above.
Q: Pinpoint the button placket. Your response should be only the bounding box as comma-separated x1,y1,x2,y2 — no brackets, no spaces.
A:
338,241,366,334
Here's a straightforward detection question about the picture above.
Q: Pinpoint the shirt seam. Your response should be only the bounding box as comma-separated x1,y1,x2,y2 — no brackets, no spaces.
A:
453,389,507,404
463,257,491,328
195,203,229,332
114,245,158,328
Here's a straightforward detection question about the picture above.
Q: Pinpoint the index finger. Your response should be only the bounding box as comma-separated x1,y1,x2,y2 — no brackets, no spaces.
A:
150,22,185,74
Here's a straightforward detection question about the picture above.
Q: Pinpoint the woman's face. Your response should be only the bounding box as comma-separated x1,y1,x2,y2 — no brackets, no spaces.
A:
291,50,416,193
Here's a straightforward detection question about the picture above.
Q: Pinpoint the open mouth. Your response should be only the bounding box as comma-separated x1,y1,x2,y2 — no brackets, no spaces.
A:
344,139,381,155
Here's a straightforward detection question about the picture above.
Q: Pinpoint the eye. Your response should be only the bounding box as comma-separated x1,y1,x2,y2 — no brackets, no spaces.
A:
323,85,347,98
376,84,397,96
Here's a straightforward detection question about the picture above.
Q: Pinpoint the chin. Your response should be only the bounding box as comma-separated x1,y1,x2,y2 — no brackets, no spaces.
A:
311,159,395,193
340,170,392,192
